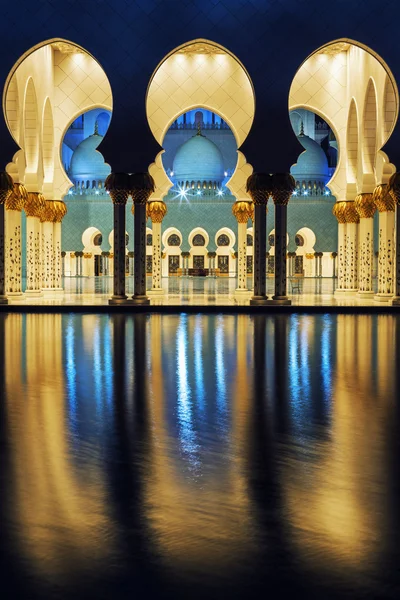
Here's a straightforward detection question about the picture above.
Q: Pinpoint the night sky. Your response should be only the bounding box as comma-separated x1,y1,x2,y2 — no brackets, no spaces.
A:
0,0,399,174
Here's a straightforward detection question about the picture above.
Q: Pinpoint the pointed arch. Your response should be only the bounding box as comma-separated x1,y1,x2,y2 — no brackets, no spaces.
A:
42,98,54,183
383,74,397,140
362,79,377,174
5,75,20,144
346,99,358,183
24,77,39,173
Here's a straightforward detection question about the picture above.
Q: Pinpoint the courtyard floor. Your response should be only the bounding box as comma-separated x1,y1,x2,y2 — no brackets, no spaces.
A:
1,277,399,312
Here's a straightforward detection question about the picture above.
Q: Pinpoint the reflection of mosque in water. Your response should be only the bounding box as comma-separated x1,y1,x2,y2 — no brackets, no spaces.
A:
1,313,398,591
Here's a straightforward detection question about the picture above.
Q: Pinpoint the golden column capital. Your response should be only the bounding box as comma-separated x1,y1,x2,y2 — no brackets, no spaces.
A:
355,193,376,219
105,172,131,205
53,200,68,223
232,200,253,223
130,172,156,205
246,172,272,205
0,171,14,204
389,171,400,205
40,200,58,223
109,189,130,205
373,183,396,213
332,201,348,224
147,200,167,223
25,192,46,218
270,173,296,206
5,182,28,211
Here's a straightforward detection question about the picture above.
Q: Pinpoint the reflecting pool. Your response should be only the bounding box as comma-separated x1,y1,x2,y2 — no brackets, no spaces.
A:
0,314,400,599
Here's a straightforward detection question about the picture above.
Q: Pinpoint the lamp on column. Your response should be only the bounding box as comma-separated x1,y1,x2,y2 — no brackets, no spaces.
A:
5,183,27,297
271,173,295,304
389,172,400,305
232,199,253,297
106,173,130,304
247,173,271,305
373,183,396,302
0,172,14,304
130,172,155,305
147,200,167,296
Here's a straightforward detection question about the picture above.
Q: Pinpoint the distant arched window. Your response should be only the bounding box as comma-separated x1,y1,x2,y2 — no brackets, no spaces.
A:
246,234,253,246
193,234,206,246
146,233,153,246
217,234,230,246
93,233,103,246
268,234,275,247
167,233,180,246
295,234,305,247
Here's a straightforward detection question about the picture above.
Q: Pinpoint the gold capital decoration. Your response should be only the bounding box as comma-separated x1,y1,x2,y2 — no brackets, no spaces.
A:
373,183,396,213
25,192,46,218
332,201,347,224
5,182,28,211
388,171,400,205
147,200,167,223
105,173,131,205
53,200,68,222
232,200,253,223
271,173,296,206
83,252,92,259
355,193,376,219
40,200,57,223
109,189,130,205
246,172,272,205
130,172,156,205
0,171,14,204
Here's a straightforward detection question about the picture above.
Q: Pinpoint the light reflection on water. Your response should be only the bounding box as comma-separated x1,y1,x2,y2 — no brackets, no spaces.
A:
0,313,400,599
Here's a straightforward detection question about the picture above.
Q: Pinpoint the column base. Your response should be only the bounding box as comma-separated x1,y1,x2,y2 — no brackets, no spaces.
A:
148,289,165,296
234,288,251,298
109,295,129,305
357,290,375,299
250,295,270,306
271,296,292,305
6,292,24,299
24,289,43,298
374,293,394,303
335,289,358,297
0,295,9,305
391,297,400,306
130,295,150,305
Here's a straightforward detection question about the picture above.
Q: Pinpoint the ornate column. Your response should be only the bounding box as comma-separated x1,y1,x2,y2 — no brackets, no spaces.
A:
247,173,271,305
5,183,27,297
355,193,376,298
389,173,400,305
333,201,348,295
181,251,190,276
0,172,14,304
344,202,359,293
271,174,295,304
24,192,45,296
373,183,396,302
40,200,57,293
147,200,167,295
331,252,337,279
131,173,155,305
53,200,67,292
232,200,253,297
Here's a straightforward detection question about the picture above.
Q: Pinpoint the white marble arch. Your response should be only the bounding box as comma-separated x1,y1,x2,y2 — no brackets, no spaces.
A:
215,227,236,277
295,227,317,277
145,38,256,203
188,227,209,270
289,38,399,199
162,226,183,277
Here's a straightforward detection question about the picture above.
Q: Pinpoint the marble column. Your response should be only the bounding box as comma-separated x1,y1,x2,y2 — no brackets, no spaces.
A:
331,252,337,279
389,174,400,305
333,202,350,295
181,252,190,276
272,192,291,304
0,176,14,304
5,183,27,297
108,190,129,304
131,187,153,305
40,200,57,293
344,218,359,293
25,192,46,296
128,251,134,276
53,201,67,292
355,193,376,298
147,200,167,296
247,177,270,305
373,184,396,302
232,200,253,297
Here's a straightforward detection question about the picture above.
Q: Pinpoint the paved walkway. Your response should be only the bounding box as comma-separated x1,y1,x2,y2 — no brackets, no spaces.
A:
1,277,399,312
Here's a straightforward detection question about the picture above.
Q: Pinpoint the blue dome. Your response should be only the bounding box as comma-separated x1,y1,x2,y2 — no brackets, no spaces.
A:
173,133,224,184
290,134,329,185
69,133,111,182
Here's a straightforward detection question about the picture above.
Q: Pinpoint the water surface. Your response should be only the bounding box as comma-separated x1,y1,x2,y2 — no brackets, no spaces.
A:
0,313,400,599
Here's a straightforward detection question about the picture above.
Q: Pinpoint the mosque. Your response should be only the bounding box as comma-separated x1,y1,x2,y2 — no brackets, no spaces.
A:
0,28,400,305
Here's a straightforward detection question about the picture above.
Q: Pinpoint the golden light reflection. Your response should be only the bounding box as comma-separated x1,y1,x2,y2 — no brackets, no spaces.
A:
5,314,115,576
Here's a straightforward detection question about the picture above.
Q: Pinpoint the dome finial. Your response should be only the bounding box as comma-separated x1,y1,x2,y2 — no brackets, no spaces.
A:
94,120,99,136
299,121,305,137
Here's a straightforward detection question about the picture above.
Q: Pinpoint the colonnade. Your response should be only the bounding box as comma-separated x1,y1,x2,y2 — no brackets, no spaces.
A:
0,178,67,304
333,182,400,302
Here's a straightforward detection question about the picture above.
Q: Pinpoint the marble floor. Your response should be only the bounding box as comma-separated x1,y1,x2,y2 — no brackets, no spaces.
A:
2,276,398,309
